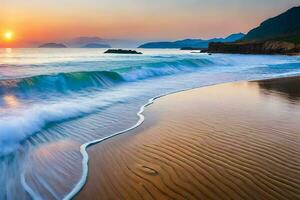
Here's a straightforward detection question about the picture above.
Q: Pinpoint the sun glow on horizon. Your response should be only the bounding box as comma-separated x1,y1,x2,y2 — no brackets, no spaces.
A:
3,31,14,41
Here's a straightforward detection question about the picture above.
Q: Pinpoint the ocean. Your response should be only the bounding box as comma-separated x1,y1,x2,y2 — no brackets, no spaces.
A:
0,48,300,200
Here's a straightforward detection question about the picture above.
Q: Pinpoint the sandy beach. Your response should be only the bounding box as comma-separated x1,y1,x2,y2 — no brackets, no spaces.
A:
76,77,300,200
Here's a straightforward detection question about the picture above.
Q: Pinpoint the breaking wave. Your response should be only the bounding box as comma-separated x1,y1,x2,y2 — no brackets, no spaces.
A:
0,58,214,96
0,58,216,155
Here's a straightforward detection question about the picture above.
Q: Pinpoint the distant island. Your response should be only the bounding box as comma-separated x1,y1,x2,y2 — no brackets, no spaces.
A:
39,43,67,48
66,36,141,48
82,43,111,48
138,33,245,49
208,6,300,55
104,49,143,54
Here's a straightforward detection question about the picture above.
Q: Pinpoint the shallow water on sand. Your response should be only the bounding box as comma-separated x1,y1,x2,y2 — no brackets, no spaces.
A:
77,78,300,200
0,48,300,199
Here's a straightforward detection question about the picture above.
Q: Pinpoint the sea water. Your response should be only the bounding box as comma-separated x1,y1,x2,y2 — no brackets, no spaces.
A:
0,48,299,200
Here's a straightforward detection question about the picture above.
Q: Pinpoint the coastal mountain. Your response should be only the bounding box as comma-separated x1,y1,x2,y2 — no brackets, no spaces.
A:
138,33,245,49
68,37,106,47
81,43,111,48
39,43,67,48
208,6,300,54
67,37,142,48
225,33,246,42
242,6,300,42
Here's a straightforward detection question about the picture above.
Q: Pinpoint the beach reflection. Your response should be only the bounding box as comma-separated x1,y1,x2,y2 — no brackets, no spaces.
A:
24,139,83,199
256,77,300,103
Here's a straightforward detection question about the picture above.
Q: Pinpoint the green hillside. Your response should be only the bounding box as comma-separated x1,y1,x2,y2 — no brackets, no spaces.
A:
242,6,300,42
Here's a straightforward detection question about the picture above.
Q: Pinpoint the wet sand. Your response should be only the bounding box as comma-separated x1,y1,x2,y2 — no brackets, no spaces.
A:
76,77,300,200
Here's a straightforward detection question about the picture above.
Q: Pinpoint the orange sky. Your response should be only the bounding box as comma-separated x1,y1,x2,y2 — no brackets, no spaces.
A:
0,0,299,47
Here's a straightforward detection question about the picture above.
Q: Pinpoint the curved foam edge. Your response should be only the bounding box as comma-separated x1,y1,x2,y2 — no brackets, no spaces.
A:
20,94,158,200
62,96,157,200
20,74,299,200
21,85,202,200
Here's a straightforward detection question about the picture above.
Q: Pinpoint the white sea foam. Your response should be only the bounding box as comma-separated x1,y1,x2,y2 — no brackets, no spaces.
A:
0,49,299,200
0,89,135,156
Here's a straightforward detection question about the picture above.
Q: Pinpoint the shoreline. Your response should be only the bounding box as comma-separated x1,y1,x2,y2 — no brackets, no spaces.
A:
56,81,227,200
75,75,300,199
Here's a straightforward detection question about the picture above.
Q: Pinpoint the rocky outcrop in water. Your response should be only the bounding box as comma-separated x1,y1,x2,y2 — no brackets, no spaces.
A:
104,49,142,54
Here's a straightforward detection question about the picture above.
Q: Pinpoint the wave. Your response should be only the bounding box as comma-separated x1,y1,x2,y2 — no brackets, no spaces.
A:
119,58,214,81
0,71,124,95
0,58,216,156
0,58,214,96
0,89,133,156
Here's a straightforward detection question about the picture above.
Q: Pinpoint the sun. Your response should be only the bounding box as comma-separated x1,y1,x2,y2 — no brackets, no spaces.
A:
3,31,14,41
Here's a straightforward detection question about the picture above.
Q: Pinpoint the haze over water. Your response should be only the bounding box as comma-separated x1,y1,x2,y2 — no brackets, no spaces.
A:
1,0,299,47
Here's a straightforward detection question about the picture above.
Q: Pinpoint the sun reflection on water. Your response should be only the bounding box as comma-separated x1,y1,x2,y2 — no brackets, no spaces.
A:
5,48,12,54
3,95,20,108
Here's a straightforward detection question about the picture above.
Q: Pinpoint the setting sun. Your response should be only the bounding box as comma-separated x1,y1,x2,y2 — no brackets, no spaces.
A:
3,31,14,41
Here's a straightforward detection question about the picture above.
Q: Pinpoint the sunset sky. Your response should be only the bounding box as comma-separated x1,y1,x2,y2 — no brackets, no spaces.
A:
0,0,299,47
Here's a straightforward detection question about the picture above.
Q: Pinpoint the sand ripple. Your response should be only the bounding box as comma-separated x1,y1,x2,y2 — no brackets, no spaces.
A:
76,78,300,200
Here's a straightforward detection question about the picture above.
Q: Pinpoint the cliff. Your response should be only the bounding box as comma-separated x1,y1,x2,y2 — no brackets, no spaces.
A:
208,41,300,55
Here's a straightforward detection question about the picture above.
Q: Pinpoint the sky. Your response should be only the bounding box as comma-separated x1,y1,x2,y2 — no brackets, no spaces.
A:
0,0,299,47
